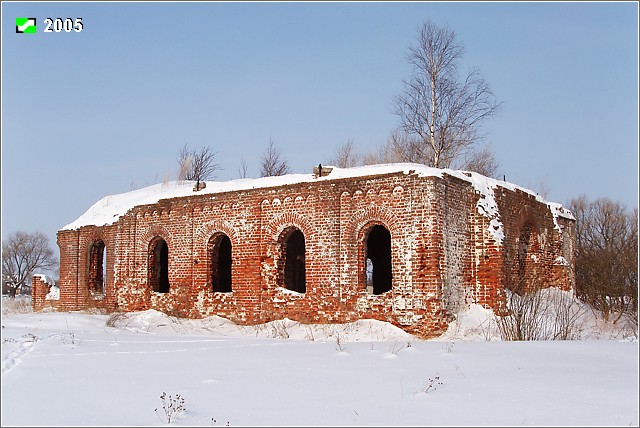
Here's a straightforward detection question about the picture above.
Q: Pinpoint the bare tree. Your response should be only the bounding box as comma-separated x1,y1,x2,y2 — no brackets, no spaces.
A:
329,140,361,168
238,156,249,179
177,144,220,188
260,138,291,177
528,178,551,200
328,139,397,167
381,130,425,164
393,21,502,169
361,149,382,166
2,231,58,297
569,195,638,327
461,145,501,178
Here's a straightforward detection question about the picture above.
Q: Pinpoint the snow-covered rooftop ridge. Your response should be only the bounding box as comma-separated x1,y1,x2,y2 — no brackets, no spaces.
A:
62,163,573,231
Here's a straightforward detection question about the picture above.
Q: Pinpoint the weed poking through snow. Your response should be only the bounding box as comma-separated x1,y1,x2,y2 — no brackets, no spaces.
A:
335,332,345,352
421,375,443,394
389,340,403,355
155,392,186,424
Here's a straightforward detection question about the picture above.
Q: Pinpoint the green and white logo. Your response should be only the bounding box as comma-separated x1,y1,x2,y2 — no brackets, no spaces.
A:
16,18,36,33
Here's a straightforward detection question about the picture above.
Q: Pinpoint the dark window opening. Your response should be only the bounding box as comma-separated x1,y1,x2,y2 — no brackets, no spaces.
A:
149,238,170,293
365,225,392,295
88,240,106,293
210,234,232,293
280,228,306,293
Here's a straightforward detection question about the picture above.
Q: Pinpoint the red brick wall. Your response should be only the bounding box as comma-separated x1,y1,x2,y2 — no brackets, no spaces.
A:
53,170,575,338
31,276,60,312
495,187,576,294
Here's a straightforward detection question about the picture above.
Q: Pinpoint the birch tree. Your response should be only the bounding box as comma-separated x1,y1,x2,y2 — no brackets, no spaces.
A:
393,21,502,169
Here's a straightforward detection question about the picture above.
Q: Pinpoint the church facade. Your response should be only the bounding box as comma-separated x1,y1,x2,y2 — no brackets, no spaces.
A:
33,164,575,338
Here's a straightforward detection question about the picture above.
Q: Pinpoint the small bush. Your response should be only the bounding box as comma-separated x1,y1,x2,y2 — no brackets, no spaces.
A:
270,320,290,339
496,287,586,341
106,311,129,328
1,296,33,316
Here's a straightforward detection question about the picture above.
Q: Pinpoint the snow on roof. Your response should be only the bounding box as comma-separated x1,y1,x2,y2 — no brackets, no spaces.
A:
62,163,574,242
33,274,56,287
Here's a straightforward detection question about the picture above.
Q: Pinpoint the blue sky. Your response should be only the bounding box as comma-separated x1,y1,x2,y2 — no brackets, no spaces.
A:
2,2,638,250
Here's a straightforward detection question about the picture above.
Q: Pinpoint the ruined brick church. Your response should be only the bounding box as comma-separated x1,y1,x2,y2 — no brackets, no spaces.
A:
33,163,575,338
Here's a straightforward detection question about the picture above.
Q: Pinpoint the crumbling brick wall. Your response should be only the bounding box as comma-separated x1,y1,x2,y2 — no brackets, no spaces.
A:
31,275,60,312
46,167,575,338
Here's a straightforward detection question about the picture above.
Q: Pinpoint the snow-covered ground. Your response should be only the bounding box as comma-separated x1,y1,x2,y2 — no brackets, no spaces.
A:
1,296,638,426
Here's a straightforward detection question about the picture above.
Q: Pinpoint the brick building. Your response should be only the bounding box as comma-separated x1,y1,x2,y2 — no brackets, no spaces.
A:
34,164,575,338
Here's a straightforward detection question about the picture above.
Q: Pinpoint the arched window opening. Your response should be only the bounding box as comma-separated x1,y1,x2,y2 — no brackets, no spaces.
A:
365,224,392,295
209,234,232,293
148,237,170,293
278,227,306,293
88,240,106,293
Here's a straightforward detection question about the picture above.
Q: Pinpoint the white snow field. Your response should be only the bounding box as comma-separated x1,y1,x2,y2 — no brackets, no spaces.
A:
1,296,638,427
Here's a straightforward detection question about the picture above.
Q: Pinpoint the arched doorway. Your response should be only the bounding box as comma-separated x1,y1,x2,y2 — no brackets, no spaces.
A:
148,237,170,293
88,240,106,293
278,227,306,293
209,233,232,293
